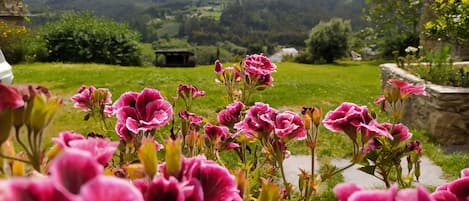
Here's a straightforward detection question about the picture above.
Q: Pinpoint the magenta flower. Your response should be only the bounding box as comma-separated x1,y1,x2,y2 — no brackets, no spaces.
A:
461,168,469,178
218,101,244,128
141,176,186,201
333,183,363,201
70,85,96,111
71,85,112,113
52,131,85,148
359,120,393,141
114,88,173,133
6,178,72,201
204,123,230,143
244,54,276,75
387,79,429,99
115,121,135,142
345,184,397,201
406,140,423,153
68,137,119,166
447,177,469,200
234,102,278,138
159,156,242,201
0,83,24,112
179,110,204,131
214,60,223,74
274,111,306,141
395,185,434,201
79,175,144,201
49,149,102,195
381,123,412,142
177,84,206,100
323,102,373,138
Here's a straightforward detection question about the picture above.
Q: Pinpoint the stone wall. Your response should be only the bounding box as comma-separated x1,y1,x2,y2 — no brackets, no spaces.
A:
380,63,469,145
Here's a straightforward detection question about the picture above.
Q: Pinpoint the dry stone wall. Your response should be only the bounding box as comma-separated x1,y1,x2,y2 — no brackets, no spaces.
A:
380,63,469,145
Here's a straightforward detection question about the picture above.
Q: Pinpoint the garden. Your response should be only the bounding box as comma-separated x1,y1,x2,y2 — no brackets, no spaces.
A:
1,0,469,200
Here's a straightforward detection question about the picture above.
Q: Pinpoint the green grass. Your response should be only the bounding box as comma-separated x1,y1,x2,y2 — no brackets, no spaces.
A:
12,61,469,185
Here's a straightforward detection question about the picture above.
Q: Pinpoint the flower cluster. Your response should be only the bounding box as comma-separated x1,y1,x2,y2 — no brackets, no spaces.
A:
374,79,428,122
215,54,276,103
71,85,113,120
2,149,143,201
137,154,242,201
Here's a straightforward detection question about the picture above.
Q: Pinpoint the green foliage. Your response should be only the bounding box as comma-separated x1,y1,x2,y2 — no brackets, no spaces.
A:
40,12,142,66
304,18,351,64
193,46,233,65
0,20,30,64
362,0,422,57
425,0,469,45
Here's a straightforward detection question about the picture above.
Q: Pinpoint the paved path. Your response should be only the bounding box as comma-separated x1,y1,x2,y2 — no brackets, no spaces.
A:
283,155,447,189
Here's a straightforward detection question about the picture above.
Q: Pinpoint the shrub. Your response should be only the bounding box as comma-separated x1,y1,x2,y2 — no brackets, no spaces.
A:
0,20,30,64
305,18,351,64
40,12,142,66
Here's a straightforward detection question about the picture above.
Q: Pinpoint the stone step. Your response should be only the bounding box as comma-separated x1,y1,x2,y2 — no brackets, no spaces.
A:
283,155,447,190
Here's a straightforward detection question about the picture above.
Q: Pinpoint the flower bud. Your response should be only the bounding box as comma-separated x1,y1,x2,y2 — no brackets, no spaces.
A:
0,109,13,145
164,139,182,177
312,107,322,127
258,178,281,201
137,137,158,178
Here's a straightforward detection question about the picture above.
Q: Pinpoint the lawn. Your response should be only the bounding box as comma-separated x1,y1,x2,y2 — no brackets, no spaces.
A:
12,61,469,181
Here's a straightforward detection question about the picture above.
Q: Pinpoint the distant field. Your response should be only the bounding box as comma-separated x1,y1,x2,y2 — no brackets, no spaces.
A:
12,61,468,180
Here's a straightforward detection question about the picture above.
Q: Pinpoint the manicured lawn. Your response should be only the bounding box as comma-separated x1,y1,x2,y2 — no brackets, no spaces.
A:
12,61,469,181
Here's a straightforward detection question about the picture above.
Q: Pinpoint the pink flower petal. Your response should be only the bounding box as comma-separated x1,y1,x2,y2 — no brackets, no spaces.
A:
50,149,102,195
52,131,85,148
68,137,119,166
144,176,185,201
431,190,458,201
448,177,469,199
112,92,139,111
333,183,363,201
79,175,144,201
136,88,163,118
0,83,24,112
8,178,72,201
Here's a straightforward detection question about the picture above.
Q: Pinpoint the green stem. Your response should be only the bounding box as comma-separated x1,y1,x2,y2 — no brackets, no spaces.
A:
321,162,356,182
0,152,31,164
15,126,33,159
278,157,290,198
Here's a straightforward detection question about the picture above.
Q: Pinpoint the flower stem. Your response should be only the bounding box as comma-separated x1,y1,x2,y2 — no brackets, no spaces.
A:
0,152,30,164
321,162,356,182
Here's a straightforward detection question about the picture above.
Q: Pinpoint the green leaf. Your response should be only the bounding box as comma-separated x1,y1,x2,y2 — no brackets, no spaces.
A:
359,165,376,175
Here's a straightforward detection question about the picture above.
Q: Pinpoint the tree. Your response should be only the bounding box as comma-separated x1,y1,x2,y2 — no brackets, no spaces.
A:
362,0,423,57
305,18,351,64
425,0,469,45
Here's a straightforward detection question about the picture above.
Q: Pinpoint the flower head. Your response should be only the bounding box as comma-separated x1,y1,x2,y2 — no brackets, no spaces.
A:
274,111,306,141
177,84,206,100
179,110,204,131
52,131,85,148
114,88,173,134
0,83,24,112
234,102,278,139
323,102,373,140
381,123,412,142
218,101,244,128
68,136,119,166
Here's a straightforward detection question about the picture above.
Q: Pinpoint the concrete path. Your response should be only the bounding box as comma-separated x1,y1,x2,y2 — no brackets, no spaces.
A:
283,155,447,189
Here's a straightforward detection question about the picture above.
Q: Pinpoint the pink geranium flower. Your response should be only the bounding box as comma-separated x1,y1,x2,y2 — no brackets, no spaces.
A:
177,84,206,100
323,102,373,139
71,85,112,114
79,175,144,201
234,102,278,138
140,176,186,201
274,111,306,141
244,54,276,75
179,110,204,131
432,168,469,201
359,120,393,141
387,79,429,99
204,123,230,143
158,156,242,201
52,131,85,148
333,183,363,201
381,123,412,142
6,178,72,201
49,149,102,195
0,83,24,112
218,101,244,128
113,88,173,134
68,137,119,166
